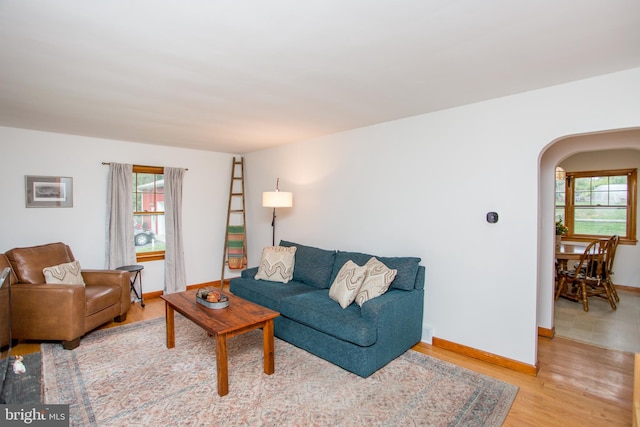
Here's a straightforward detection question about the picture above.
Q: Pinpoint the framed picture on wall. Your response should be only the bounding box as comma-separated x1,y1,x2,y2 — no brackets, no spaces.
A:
25,176,73,208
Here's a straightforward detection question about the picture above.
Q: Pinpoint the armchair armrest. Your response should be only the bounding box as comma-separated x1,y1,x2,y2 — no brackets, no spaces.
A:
82,269,131,314
10,283,85,341
82,269,129,287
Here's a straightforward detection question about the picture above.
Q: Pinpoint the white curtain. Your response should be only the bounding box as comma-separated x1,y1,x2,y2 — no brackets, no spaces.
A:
164,167,187,294
105,163,135,269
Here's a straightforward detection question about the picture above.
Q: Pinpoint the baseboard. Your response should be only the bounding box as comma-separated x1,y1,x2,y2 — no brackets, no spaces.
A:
615,284,640,293
187,281,221,290
140,281,226,300
141,290,164,300
431,337,539,376
537,326,555,338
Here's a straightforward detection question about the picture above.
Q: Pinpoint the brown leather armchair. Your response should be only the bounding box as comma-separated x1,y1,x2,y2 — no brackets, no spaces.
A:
1,242,131,349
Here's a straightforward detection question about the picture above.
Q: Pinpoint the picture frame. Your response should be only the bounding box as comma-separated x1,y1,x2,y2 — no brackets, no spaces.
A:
25,176,73,208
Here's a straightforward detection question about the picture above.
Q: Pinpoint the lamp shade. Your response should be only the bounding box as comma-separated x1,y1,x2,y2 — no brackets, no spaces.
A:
262,191,293,208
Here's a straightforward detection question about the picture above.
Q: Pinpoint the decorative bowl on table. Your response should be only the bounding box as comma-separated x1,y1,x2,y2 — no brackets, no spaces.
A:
196,288,229,309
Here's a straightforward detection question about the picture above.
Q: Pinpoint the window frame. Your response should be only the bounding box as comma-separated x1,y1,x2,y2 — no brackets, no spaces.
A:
556,168,637,245
133,165,165,262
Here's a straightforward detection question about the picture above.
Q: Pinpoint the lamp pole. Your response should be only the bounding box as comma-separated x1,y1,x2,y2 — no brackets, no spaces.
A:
271,207,276,246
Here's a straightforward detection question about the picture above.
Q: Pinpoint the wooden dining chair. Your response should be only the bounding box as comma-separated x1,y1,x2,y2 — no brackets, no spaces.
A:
603,235,620,303
556,239,617,312
555,242,591,302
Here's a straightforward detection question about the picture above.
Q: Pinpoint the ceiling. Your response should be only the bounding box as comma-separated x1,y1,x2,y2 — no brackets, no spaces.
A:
1,1,639,154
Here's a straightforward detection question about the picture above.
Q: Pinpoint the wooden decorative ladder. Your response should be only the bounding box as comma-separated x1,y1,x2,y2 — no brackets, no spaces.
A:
221,157,247,287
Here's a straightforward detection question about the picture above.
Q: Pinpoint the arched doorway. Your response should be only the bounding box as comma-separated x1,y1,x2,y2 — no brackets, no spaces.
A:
538,128,640,345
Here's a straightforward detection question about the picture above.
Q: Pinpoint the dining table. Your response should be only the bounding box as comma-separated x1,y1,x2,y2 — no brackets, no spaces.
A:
555,242,588,270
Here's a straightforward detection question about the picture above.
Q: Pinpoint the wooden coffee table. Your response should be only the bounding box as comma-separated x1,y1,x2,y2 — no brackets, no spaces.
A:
160,289,279,396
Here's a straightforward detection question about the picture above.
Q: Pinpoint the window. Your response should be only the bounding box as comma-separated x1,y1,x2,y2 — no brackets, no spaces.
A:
133,165,165,261
555,168,637,245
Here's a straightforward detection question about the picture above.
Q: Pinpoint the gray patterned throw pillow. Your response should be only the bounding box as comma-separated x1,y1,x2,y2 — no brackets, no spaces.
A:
355,257,397,307
329,260,368,308
255,246,297,283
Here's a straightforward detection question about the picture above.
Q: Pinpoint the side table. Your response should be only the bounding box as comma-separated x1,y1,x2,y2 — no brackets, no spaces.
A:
116,264,145,308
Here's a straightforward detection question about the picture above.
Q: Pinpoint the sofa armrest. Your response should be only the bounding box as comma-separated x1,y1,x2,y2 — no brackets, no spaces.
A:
360,288,424,353
10,283,86,341
241,267,259,279
360,289,415,319
82,269,131,314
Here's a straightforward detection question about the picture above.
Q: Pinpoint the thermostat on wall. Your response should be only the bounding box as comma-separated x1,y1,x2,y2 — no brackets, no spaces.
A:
486,212,499,223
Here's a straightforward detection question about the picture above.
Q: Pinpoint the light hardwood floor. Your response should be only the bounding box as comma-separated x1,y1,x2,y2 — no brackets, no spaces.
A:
11,297,633,426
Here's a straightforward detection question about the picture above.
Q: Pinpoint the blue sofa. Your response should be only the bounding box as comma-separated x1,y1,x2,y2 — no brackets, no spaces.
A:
229,241,425,378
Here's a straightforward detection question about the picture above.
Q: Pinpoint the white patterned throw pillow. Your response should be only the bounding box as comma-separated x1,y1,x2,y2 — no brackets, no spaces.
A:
355,257,397,307
329,260,368,309
255,246,297,283
43,260,86,286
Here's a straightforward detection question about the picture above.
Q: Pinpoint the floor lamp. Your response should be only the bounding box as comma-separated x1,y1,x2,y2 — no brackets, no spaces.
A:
262,179,293,246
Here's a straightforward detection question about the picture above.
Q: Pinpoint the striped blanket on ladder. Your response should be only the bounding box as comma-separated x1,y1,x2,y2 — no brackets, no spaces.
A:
227,225,246,269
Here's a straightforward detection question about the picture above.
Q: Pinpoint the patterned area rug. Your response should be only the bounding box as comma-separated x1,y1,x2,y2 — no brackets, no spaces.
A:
42,316,517,426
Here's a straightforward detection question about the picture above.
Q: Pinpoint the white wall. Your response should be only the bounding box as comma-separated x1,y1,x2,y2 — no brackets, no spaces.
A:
245,67,640,367
0,127,235,293
1,67,638,368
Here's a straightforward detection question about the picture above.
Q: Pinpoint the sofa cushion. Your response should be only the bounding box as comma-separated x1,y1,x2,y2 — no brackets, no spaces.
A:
43,260,85,286
280,241,336,289
328,260,367,308
330,251,420,291
355,257,397,307
255,246,297,283
229,277,313,312
240,267,258,279
85,285,121,316
280,290,377,347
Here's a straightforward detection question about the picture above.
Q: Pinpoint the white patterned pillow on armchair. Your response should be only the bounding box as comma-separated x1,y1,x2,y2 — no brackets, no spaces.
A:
43,260,86,285
255,246,297,283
